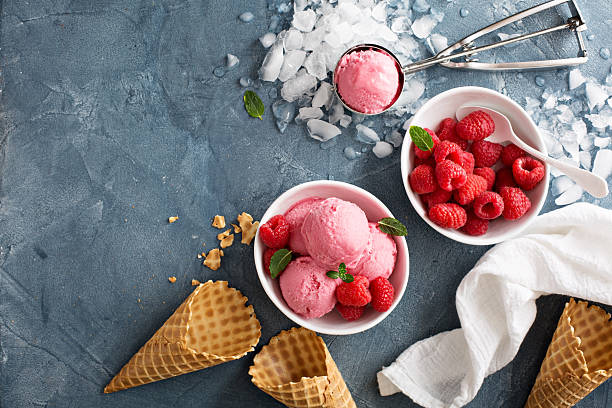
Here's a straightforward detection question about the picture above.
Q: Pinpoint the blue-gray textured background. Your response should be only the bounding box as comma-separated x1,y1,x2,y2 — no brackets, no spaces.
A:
0,0,610,407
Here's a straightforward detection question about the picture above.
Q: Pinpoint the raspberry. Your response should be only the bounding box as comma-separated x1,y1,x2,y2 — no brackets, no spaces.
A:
413,128,440,160
336,304,365,321
415,155,436,168
437,118,469,150
459,151,475,174
474,167,495,190
263,248,275,275
428,203,467,229
501,143,527,167
500,187,531,220
495,167,517,191
369,277,395,312
435,160,468,191
259,215,290,249
456,110,495,141
434,140,463,164
471,140,502,167
409,164,437,194
453,174,487,205
512,157,545,190
336,276,371,307
421,187,453,208
462,210,489,236
473,191,504,219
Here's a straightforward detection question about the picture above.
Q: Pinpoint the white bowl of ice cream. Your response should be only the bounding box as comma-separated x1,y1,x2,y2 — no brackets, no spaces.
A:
254,180,409,335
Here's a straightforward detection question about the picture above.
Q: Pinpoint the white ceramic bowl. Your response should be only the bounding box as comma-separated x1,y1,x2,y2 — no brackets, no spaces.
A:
254,180,409,335
401,86,549,245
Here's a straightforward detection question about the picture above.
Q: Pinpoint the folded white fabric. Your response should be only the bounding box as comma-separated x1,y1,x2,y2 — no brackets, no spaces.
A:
377,202,612,408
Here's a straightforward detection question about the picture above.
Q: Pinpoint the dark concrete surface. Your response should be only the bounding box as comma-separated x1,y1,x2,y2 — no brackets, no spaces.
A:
0,1,610,407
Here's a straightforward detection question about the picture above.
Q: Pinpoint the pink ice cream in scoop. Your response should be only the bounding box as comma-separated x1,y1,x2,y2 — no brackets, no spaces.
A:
334,48,401,114
301,197,370,269
279,256,340,319
353,222,397,281
283,197,323,255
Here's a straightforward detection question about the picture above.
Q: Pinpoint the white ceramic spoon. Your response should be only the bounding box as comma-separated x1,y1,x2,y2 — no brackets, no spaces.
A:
456,105,609,199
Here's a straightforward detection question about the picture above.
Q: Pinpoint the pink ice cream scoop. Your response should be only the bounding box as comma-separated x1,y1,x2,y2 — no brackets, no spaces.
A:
334,48,401,114
279,256,340,319
301,197,370,269
283,197,323,255
353,222,397,281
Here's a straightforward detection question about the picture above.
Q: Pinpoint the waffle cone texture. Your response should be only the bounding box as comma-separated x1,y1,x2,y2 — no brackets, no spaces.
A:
104,280,261,393
249,327,356,408
525,298,612,408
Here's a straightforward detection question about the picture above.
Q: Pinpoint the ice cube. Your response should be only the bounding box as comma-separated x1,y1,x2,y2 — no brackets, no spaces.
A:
375,24,399,42
592,149,612,179
328,99,345,124
535,76,545,87
312,82,333,108
269,15,281,32
572,120,587,143
304,48,328,81
339,114,352,128
272,100,296,123
302,27,325,51
579,150,592,170
259,32,277,48
355,124,380,144
430,8,445,23
296,107,324,123
226,54,239,68
278,49,307,82
284,29,303,50
579,133,595,151
411,15,438,39
352,16,378,37
281,71,317,102
542,93,557,110
239,77,252,87
594,137,610,148
551,175,574,196
397,78,425,104
372,2,387,22
259,44,284,82
307,119,341,141
568,69,585,90
276,120,289,133
338,3,361,24
269,88,278,99
277,2,291,13
585,83,608,111
344,146,362,160
391,16,411,33
459,8,469,17
293,10,317,32
413,0,430,12
386,130,404,147
294,0,307,12
373,141,394,158
554,185,583,206
352,112,365,125
600,47,611,60
239,12,254,22
426,33,448,55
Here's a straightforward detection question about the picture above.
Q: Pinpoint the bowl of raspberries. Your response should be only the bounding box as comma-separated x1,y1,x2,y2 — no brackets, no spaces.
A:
401,86,549,245
253,180,409,335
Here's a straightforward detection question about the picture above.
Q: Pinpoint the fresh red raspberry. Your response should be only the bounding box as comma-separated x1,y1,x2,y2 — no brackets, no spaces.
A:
415,155,436,167
456,110,495,141
259,215,290,248
473,191,504,219
459,151,475,174
336,304,365,321
434,140,463,164
336,276,371,307
353,275,370,288
471,140,503,167
428,203,467,229
369,277,395,312
495,167,517,191
413,128,440,160
501,144,527,166
500,187,531,220
263,248,275,275
453,174,487,205
474,167,495,190
512,157,545,190
409,164,437,194
437,118,469,150
435,160,468,191
462,210,489,236
421,188,453,208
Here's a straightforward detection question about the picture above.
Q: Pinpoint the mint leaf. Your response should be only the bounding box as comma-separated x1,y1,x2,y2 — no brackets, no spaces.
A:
326,270,339,279
243,90,265,120
338,263,347,275
269,249,292,279
409,126,434,152
340,273,354,283
378,217,408,236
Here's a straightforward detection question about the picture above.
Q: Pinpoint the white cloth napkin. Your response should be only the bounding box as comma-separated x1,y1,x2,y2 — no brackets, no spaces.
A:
377,202,612,408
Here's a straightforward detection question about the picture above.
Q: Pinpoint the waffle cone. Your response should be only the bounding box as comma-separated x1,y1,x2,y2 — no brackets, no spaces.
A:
525,299,612,408
104,280,261,393
249,327,356,408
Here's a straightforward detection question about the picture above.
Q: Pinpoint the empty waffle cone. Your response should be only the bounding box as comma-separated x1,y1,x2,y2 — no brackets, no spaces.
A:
249,327,356,408
104,280,261,393
525,298,612,408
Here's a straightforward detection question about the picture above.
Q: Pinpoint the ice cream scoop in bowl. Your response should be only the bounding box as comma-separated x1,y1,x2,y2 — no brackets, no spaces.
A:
254,180,409,335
